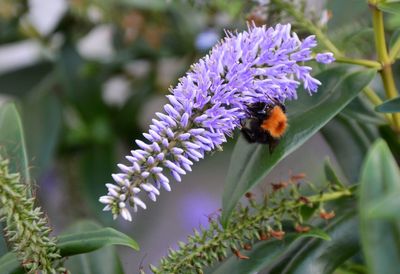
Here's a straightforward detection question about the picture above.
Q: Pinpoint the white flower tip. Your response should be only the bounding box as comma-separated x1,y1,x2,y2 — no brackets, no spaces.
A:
99,196,113,204
121,208,132,221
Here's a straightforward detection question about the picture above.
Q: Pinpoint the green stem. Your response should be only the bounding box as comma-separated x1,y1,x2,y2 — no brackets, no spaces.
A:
370,2,400,130
335,57,382,69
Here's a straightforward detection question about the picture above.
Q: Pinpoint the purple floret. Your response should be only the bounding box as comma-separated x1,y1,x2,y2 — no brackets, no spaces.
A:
316,52,335,64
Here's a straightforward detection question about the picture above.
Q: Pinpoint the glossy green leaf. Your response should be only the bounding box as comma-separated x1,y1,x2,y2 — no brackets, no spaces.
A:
367,192,400,219
359,139,400,274
375,97,400,113
0,253,24,274
0,103,30,186
377,2,400,15
221,68,376,226
324,158,346,188
341,94,384,125
78,144,117,223
378,124,400,157
58,222,139,256
0,222,138,273
321,115,376,183
0,62,52,97
273,210,359,274
22,76,62,178
390,29,400,49
207,229,330,274
64,221,126,274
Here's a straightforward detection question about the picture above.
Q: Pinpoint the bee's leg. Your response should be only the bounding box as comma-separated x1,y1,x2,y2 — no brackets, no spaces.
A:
241,127,256,143
268,138,280,154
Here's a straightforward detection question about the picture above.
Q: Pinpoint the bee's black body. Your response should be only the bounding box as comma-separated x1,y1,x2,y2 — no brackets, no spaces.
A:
240,100,286,153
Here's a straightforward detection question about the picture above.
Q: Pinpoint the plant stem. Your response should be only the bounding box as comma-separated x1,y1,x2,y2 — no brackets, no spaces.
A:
370,2,400,130
335,57,382,69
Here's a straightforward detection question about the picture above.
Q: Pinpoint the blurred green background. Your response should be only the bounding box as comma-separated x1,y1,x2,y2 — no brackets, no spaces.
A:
1,0,396,272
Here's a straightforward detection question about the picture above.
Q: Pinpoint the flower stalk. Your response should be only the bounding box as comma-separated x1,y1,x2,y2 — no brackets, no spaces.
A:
0,157,67,274
334,56,381,69
151,176,352,274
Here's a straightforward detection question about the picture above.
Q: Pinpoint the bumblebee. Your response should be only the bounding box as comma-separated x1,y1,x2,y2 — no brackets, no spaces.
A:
241,99,288,153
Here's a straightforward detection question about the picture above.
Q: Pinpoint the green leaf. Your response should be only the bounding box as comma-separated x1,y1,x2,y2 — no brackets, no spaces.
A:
207,229,330,274
324,158,346,189
58,222,139,256
367,192,400,219
321,115,376,183
379,125,400,156
0,62,52,97
0,221,138,273
0,253,24,274
0,103,30,186
272,210,359,274
221,67,376,226
359,139,400,274
390,29,400,49
22,76,62,178
377,2,400,15
79,144,117,223
63,221,127,274
341,95,384,124
375,97,400,113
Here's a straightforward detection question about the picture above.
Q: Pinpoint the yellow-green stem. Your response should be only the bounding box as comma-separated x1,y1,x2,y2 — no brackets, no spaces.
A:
335,57,382,69
370,3,400,130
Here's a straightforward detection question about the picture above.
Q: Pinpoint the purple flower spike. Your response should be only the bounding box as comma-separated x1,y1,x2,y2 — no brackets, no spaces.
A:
99,23,334,221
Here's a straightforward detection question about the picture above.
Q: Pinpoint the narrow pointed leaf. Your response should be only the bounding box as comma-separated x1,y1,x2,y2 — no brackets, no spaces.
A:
58,223,139,256
221,68,376,226
0,222,138,273
0,103,30,185
375,97,400,113
321,115,376,182
359,139,400,273
63,221,127,274
324,158,346,188
367,192,400,219
377,2,400,15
